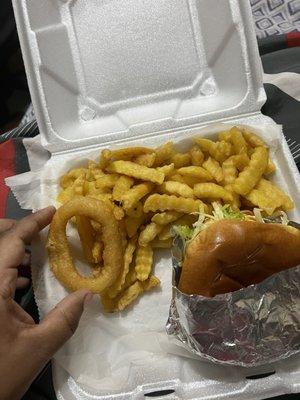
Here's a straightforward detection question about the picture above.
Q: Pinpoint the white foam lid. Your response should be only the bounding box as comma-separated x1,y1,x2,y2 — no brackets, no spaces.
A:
13,0,265,154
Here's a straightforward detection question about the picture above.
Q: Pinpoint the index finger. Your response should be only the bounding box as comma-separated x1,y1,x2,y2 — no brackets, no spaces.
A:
0,206,56,270
13,206,56,244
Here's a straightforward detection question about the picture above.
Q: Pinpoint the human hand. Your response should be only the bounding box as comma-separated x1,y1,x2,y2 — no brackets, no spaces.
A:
0,207,92,400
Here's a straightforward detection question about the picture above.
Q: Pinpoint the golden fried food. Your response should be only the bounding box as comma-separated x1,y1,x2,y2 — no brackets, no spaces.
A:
177,166,213,181
151,211,181,225
194,183,233,203
95,174,119,190
202,157,223,183
108,237,137,299
122,182,154,210
154,142,175,166
139,222,163,246
245,178,294,215
194,138,232,162
229,126,248,154
144,194,205,214
60,168,86,189
225,184,241,210
150,238,172,248
112,176,134,202
169,173,199,188
232,146,269,195
98,149,111,170
156,163,175,178
171,153,191,168
103,275,160,312
92,233,103,264
134,152,156,167
126,201,144,218
222,158,238,185
135,245,153,281
265,158,276,175
189,145,204,166
54,125,294,312
116,276,160,311
107,146,153,161
75,215,96,264
107,161,165,184
47,197,123,294
125,214,148,238
242,129,266,147
159,181,194,198
158,224,172,241
113,205,125,220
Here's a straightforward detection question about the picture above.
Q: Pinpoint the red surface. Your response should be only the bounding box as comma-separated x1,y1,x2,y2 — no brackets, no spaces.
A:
286,32,300,48
0,140,15,218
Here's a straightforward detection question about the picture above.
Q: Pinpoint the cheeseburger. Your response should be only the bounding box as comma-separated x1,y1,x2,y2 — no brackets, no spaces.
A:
174,203,300,297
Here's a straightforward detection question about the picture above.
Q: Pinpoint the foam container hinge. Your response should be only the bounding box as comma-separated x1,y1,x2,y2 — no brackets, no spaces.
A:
12,0,300,399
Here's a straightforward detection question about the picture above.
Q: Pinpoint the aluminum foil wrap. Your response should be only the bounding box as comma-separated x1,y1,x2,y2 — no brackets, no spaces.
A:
166,234,300,367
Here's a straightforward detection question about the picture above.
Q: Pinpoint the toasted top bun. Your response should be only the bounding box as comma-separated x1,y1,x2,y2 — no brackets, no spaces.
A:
178,220,300,297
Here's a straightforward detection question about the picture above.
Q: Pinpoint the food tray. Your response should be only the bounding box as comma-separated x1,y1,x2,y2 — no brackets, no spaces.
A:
12,0,300,399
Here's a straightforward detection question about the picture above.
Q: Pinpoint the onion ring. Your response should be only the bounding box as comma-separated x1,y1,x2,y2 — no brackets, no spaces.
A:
47,197,123,294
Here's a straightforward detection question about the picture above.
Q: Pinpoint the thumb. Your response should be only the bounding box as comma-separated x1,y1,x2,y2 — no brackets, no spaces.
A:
36,289,93,357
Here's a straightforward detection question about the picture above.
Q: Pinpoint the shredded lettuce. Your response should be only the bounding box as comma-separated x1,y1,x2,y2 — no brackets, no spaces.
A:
280,211,289,225
172,225,194,242
212,203,245,221
253,208,264,223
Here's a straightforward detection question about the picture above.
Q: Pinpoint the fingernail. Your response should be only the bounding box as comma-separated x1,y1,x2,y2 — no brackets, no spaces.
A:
36,206,56,214
84,292,94,306
43,206,56,212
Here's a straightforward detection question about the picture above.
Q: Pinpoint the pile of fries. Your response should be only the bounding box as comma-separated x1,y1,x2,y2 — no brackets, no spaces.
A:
57,126,294,311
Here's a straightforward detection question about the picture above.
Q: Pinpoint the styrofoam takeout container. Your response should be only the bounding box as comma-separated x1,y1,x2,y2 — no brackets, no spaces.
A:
12,0,300,399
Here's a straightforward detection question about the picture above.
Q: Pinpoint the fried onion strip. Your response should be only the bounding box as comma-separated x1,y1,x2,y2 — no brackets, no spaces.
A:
47,197,123,294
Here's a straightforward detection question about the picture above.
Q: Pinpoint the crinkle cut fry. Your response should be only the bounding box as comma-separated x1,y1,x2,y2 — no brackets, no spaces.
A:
108,237,137,299
189,145,204,166
103,275,160,312
144,194,206,214
107,160,165,184
75,215,95,264
232,146,269,196
117,276,160,311
135,245,153,281
229,126,248,154
125,214,148,238
177,166,213,181
202,157,223,183
194,183,233,203
139,222,163,246
112,176,134,202
171,153,191,168
154,142,175,166
122,182,154,210
151,211,181,225
126,201,144,218
107,146,153,161
134,152,156,167
159,181,194,198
